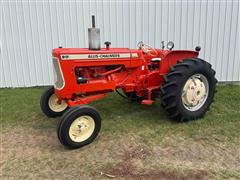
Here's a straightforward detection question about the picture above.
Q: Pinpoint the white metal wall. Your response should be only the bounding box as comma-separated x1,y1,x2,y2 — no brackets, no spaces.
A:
1,0,239,88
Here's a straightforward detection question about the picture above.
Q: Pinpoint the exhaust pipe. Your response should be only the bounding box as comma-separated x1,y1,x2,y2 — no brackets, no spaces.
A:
88,15,100,50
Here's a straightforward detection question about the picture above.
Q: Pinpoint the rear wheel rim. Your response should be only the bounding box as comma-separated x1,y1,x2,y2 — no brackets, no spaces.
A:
48,94,67,112
181,74,209,111
69,116,95,143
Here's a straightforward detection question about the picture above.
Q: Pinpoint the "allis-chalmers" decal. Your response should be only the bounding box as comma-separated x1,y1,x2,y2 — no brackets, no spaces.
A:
61,53,138,60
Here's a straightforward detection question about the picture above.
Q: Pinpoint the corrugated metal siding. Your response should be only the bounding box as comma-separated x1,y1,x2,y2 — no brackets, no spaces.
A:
0,0,239,88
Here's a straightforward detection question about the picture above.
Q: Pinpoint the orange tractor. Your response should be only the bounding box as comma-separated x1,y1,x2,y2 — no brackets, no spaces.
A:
41,16,217,149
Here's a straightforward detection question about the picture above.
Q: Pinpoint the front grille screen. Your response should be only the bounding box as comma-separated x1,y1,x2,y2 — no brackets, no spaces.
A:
52,57,64,89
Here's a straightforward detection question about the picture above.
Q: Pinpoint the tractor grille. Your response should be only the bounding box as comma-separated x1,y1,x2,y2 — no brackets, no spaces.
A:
52,57,65,89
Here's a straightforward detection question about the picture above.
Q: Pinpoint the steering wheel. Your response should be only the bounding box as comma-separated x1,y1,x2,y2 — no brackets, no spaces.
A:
137,41,158,57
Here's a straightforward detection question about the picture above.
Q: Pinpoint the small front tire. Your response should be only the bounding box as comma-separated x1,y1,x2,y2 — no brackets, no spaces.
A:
57,105,101,149
40,86,68,117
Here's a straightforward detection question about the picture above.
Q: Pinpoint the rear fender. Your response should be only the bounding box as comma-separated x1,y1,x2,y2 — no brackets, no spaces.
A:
159,50,199,74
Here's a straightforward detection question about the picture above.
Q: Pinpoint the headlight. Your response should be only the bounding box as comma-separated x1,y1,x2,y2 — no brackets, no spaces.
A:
167,41,174,50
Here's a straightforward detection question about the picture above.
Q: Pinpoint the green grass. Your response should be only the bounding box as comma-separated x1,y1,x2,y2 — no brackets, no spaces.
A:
1,85,240,179
1,85,239,144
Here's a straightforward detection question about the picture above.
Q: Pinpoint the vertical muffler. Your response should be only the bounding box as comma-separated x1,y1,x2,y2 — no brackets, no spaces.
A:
88,15,100,50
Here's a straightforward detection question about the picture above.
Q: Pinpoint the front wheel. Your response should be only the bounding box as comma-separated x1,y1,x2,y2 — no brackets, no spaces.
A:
160,58,217,122
57,105,101,149
40,86,68,117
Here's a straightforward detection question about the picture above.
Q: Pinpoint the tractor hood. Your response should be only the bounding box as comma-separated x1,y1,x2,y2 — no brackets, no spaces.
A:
52,48,136,60
52,47,142,69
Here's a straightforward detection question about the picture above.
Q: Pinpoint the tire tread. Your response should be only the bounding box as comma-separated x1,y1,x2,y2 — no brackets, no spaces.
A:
160,58,217,122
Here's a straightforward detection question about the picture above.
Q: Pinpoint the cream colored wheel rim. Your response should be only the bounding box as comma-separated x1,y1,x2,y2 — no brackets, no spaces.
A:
69,116,95,143
48,94,67,112
182,74,209,111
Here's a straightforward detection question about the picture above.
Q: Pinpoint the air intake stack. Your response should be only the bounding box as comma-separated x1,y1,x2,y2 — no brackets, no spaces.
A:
88,15,100,50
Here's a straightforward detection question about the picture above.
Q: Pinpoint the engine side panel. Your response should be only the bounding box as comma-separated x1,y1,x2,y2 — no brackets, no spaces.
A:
53,48,144,99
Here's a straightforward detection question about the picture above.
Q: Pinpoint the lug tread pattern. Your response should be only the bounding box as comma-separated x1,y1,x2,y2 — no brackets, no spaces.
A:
160,58,217,122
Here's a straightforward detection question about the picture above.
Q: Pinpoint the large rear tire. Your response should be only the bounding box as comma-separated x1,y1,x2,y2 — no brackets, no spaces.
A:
160,58,217,122
40,86,68,117
57,105,101,149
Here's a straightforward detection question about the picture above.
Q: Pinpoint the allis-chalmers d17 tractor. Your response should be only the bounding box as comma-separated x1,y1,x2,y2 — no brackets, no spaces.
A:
40,16,217,149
